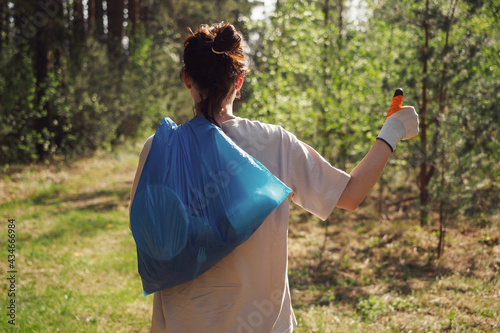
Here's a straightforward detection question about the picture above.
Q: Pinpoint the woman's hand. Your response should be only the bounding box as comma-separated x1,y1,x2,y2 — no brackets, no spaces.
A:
336,89,419,211
376,89,419,151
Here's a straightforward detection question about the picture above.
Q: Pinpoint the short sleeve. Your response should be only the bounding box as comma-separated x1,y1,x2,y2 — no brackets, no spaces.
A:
287,134,351,221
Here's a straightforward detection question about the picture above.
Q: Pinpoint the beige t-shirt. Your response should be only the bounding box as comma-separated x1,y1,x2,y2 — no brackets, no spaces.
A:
130,117,351,333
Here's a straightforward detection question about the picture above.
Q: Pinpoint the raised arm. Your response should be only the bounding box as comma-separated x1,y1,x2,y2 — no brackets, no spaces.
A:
336,139,391,210
336,89,419,211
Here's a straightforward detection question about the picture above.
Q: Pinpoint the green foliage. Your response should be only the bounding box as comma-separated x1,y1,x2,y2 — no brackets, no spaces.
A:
356,296,385,321
239,0,499,223
1,0,497,223
0,0,256,164
240,0,385,170
0,44,37,162
119,27,193,134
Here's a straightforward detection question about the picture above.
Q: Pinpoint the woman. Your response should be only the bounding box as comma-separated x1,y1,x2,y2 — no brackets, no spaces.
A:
129,22,418,333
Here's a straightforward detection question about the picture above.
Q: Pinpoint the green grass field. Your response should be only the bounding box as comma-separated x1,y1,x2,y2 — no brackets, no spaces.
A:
1,141,498,332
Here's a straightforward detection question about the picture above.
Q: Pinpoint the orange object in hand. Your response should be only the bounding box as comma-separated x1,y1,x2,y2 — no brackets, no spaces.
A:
385,88,404,119
378,88,419,150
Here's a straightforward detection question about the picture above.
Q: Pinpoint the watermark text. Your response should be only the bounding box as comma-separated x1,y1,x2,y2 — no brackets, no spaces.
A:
6,218,17,326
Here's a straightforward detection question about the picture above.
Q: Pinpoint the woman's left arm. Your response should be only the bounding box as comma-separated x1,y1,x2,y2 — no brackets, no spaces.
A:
335,139,391,211
336,103,419,211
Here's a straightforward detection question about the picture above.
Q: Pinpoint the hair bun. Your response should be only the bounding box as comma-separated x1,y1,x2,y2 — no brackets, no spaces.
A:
212,23,242,54
182,22,249,125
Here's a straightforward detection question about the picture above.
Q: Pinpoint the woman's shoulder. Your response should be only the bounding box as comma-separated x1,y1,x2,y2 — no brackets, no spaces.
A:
138,134,155,158
220,117,300,156
221,117,292,138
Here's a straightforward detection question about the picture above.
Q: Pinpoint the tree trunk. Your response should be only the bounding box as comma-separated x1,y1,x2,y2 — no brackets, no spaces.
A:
0,0,6,47
437,0,458,259
377,179,386,220
108,0,124,39
107,0,124,58
33,36,48,110
128,0,140,35
28,0,65,160
320,0,330,157
88,0,95,33
94,0,105,40
74,0,85,42
419,0,430,227
336,0,346,170
33,22,50,160
70,0,85,63
337,0,344,49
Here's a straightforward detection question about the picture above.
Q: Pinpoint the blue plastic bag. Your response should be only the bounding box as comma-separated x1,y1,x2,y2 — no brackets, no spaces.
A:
130,116,292,295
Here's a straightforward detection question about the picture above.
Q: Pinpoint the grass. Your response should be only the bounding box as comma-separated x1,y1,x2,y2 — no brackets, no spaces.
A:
0,140,499,332
288,206,500,332
0,141,152,332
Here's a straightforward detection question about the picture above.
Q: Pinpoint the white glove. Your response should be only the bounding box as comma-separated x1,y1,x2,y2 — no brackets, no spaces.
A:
377,106,419,151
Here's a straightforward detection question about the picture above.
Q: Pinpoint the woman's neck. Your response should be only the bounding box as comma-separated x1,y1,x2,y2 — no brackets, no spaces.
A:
195,97,236,124
217,101,236,123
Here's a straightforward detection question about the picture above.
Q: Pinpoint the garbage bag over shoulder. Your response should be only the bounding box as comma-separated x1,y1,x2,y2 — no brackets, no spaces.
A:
130,116,292,295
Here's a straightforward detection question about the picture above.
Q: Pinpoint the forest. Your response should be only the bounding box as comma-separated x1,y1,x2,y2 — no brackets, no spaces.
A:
0,0,499,331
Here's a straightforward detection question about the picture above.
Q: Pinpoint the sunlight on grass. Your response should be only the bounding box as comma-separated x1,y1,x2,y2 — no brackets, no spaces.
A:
0,141,153,332
288,205,499,332
0,139,498,332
